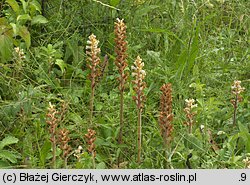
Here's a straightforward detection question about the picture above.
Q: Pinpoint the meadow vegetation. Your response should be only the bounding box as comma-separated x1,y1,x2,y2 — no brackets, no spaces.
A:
0,0,249,169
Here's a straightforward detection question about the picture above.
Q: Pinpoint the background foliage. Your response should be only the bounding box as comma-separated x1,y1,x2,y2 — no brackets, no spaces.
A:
0,0,249,169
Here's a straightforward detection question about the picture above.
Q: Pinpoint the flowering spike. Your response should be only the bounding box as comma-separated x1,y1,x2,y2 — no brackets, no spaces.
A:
159,83,174,146
183,98,197,133
231,80,245,126
114,18,128,159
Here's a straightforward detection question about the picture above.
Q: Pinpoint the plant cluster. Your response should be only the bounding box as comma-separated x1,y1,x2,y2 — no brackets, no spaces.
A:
0,0,249,169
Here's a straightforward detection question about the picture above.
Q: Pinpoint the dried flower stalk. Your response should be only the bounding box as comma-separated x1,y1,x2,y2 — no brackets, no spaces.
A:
231,80,245,126
46,102,59,168
184,98,197,133
132,56,146,163
114,18,128,148
159,83,174,147
58,128,71,168
85,129,97,168
86,34,101,126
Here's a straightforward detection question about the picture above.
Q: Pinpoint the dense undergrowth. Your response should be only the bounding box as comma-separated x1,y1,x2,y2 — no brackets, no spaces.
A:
0,0,249,169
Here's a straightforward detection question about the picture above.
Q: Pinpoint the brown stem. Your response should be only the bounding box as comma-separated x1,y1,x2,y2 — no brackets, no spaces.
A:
92,151,96,169
90,84,95,127
64,157,67,168
51,134,56,169
117,90,124,166
233,94,238,127
189,122,192,134
137,109,142,163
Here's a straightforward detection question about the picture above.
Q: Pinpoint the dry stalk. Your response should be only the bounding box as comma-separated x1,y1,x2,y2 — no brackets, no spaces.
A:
132,56,146,163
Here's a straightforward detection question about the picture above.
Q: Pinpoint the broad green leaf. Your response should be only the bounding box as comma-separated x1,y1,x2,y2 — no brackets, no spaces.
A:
96,162,106,169
95,103,103,111
6,0,20,13
69,113,83,124
110,0,120,7
31,15,48,25
184,134,203,151
0,34,13,62
18,26,31,48
55,59,67,73
20,0,28,13
0,136,19,150
39,139,51,166
146,50,162,63
10,23,17,36
17,14,31,22
0,150,19,163
0,160,10,168
238,122,250,152
30,0,42,13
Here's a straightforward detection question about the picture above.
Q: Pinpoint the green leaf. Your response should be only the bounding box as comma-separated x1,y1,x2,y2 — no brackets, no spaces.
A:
17,14,31,22
18,26,31,48
238,122,250,152
110,0,120,7
0,34,13,62
6,0,20,13
135,5,159,16
30,0,42,13
10,23,17,36
96,162,106,169
0,136,19,150
39,139,51,167
147,50,162,63
0,150,19,163
20,0,28,13
0,160,10,168
31,15,48,25
69,113,83,124
55,59,67,73
184,134,203,151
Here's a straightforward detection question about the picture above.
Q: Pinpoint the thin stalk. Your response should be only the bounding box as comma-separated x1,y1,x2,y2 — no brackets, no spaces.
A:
189,122,192,134
118,91,124,145
51,134,56,169
233,94,238,127
137,109,142,163
90,85,95,127
92,151,96,169
117,91,124,166
63,157,67,168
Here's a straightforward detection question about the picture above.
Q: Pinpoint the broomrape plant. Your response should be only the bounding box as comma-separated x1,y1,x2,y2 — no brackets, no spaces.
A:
132,56,146,163
159,83,174,147
58,128,71,168
85,129,97,169
86,34,101,127
184,99,197,134
231,80,245,126
46,101,68,168
114,18,128,162
46,102,59,169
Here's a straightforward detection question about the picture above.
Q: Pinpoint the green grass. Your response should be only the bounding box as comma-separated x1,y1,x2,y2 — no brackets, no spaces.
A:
0,0,249,169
